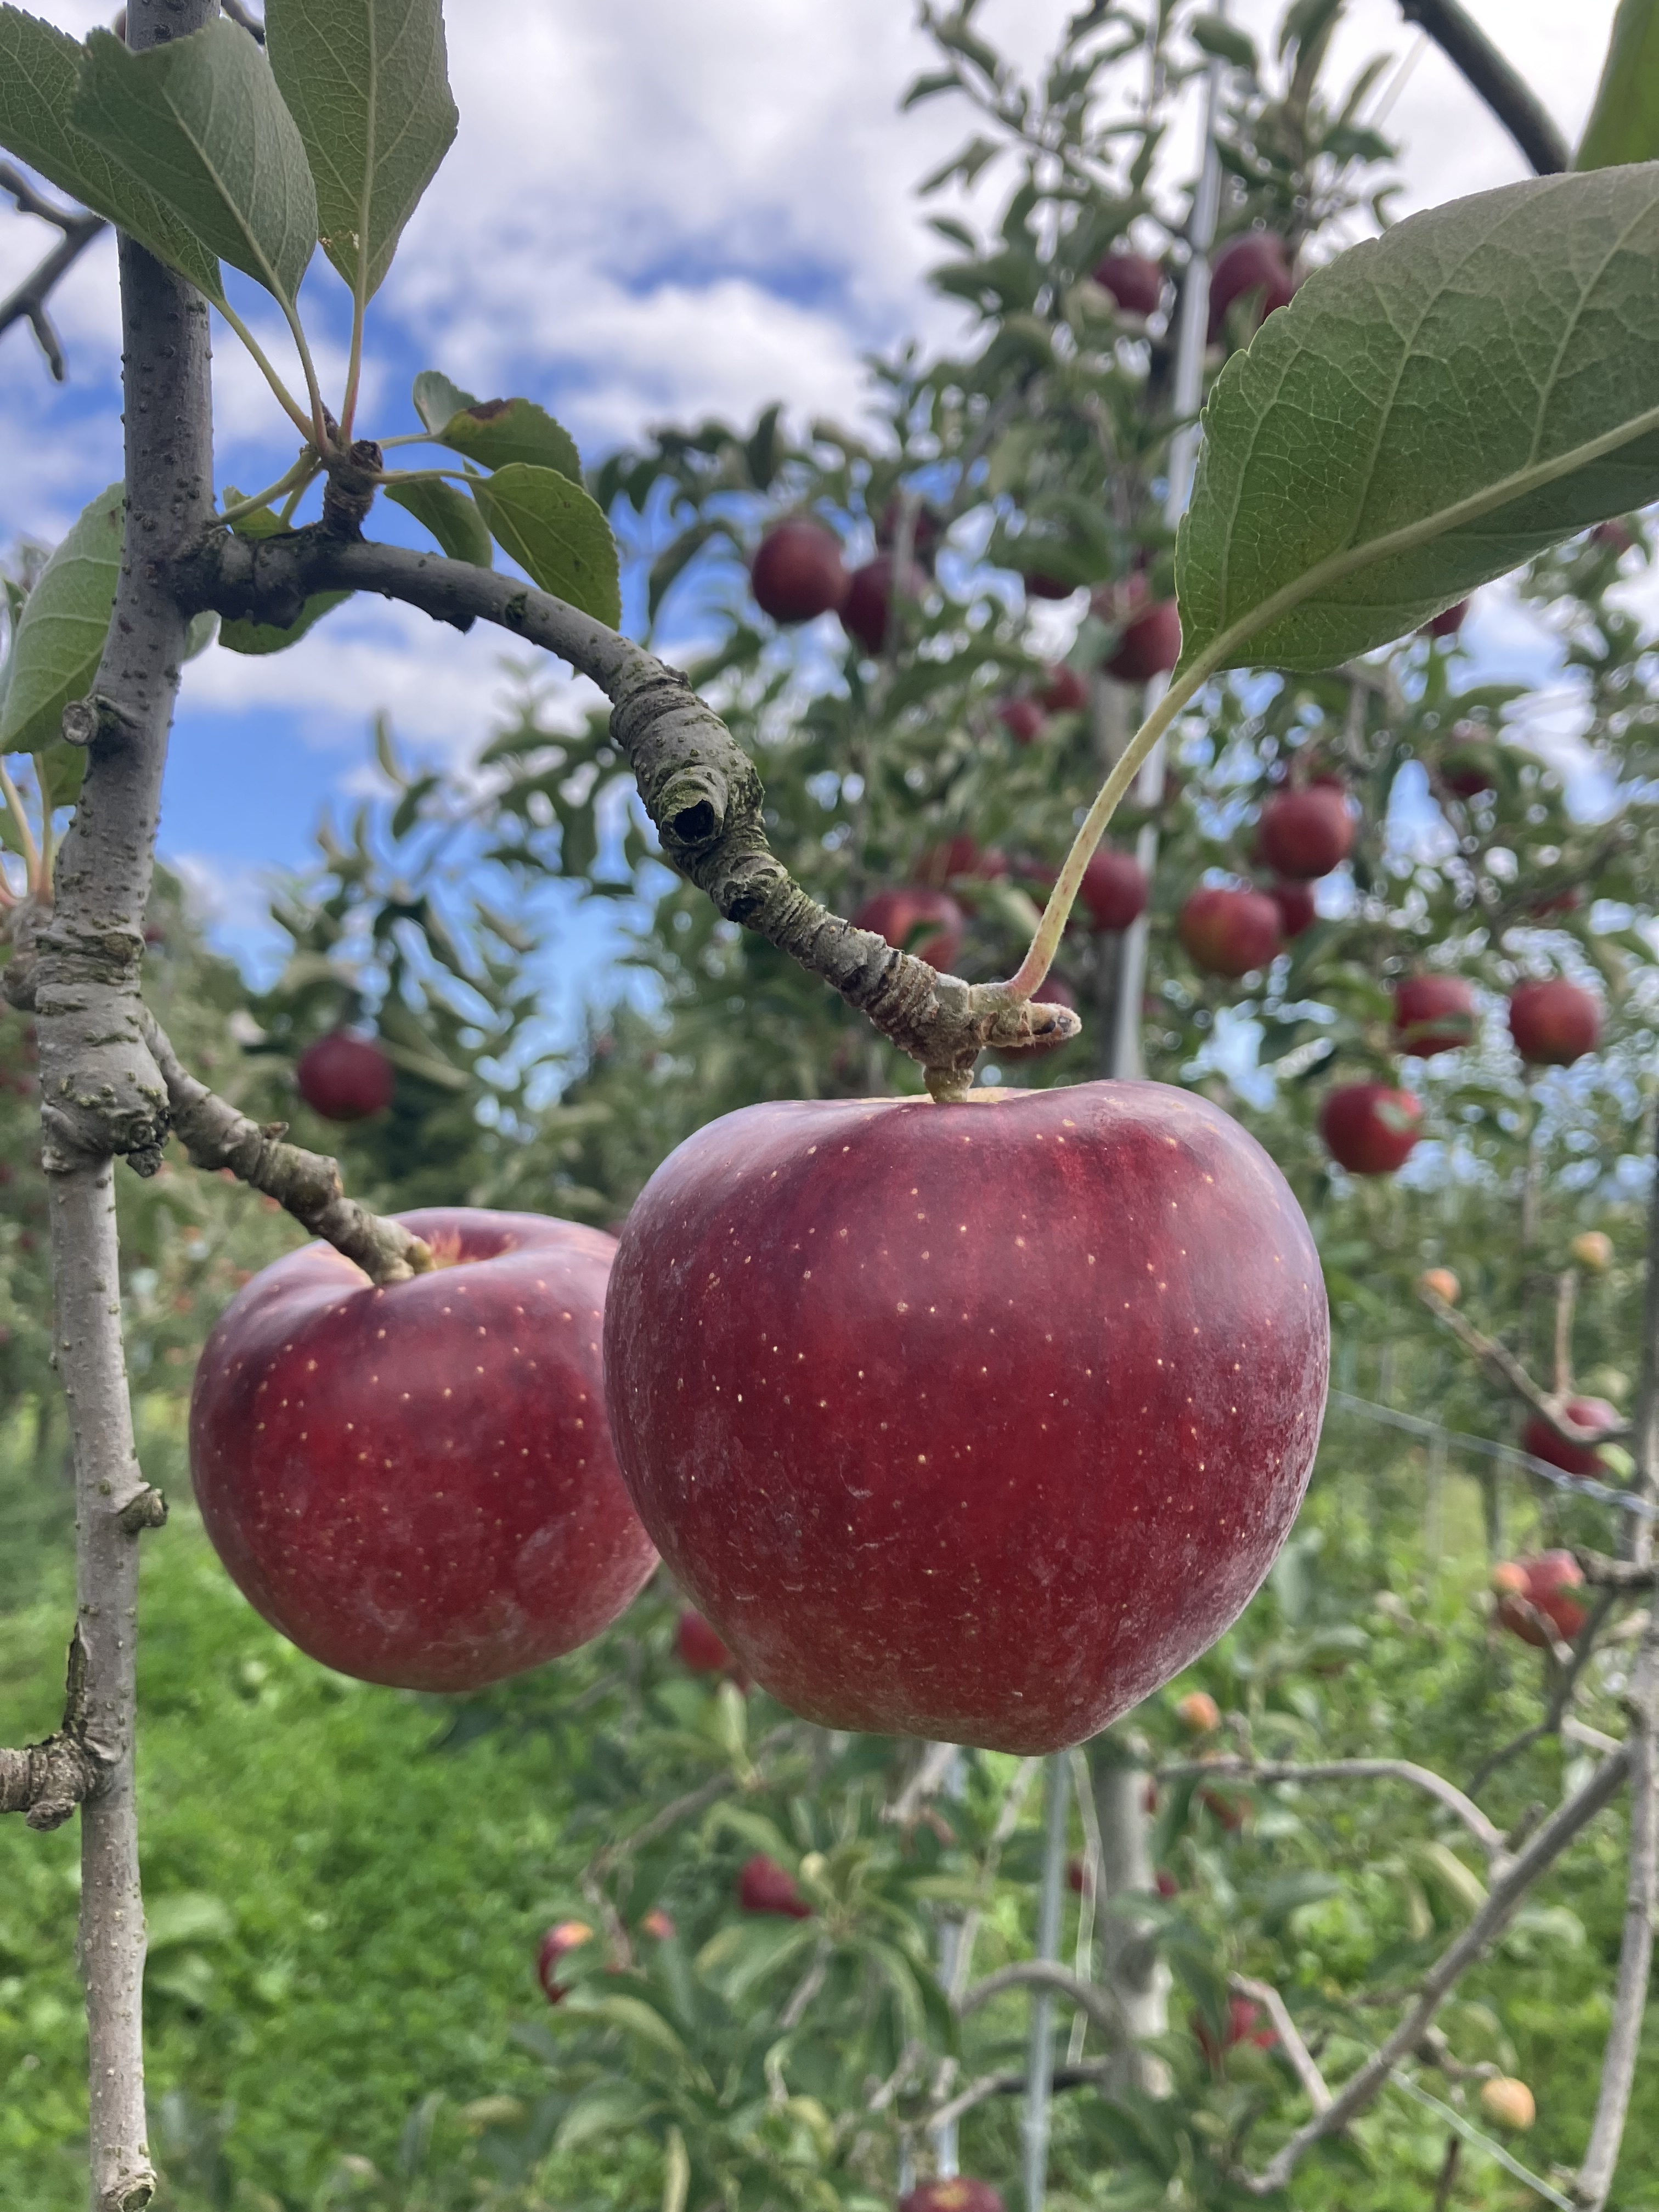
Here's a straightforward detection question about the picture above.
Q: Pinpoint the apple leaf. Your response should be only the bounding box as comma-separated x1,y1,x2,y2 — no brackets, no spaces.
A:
1576,0,1659,168
0,482,122,758
382,477,494,568
435,397,583,483
217,492,349,655
471,464,621,625
265,0,456,306
1176,167,1659,678
71,19,316,308
412,368,476,435
0,6,223,303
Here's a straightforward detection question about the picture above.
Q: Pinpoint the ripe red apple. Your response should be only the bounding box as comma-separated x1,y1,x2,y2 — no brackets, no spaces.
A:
189,1209,658,1690
998,697,1046,746
1079,847,1149,932
537,1919,592,2003
853,887,966,973
1196,1994,1277,2067
1392,975,1475,1058
603,1084,1329,1752
1178,887,1283,978
1038,663,1090,714
1267,879,1317,938
739,1854,812,1918
295,1030,394,1122
1493,1550,1587,1647
1509,979,1601,1067
1207,233,1296,342
1421,599,1469,639
1092,250,1166,315
676,1607,735,1673
1105,601,1182,683
1021,568,1076,600
1176,1689,1221,1734
1441,724,1497,798
1256,787,1354,881
1520,1397,1618,1478
900,2183,1005,2212
841,555,926,654
1319,1084,1423,1176
751,521,848,623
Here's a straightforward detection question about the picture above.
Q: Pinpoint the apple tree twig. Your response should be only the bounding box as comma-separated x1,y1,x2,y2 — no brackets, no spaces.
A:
1229,1974,1330,2113
958,1960,1127,2044
1417,1283,1628,1451
1395,1,1569,177
0,161,106,383
1158,1756,1509,1871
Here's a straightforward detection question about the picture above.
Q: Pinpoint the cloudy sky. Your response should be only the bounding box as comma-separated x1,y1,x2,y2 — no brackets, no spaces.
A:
0,0,1628,1000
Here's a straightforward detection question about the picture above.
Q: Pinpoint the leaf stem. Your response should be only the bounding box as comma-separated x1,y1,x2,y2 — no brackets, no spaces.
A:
0,757,40,888
32,754,54,894
216,301,315,439
279,466,321,526
340,263,368,443
218,454,320,528
280,301,331,454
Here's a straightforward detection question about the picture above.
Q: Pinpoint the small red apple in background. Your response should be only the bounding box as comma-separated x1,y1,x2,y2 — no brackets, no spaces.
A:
1493,1551,1587,1647
1155,1869,1180,1899
998,697,1046,746
1176,1689,1221,1733
1481,2078,1537,2131
739,1854,812,1918
1441,724,1497,798
1267,879,1317,938
640,1907,676,1940
1520,1397,1618,1477
1105,601,1182,682
900,2182,1005,2212
190,1210,658,1690
1319,1085,1423,1176
1207,233,1296,341
295,1030,394,1122
1079,847,1149,931
537,1920,592,2003
1509,979,1601,1067
1418,1267,1460,1305
853,886,966,973
1038,663,1089,714
1196,1994,1277,2066
1068,1854,1094,1895
840,554,926,654
1178,887,1283,977
677,1608,736,1674
751,521,848,623
1092,249,1166,315
1392,975,1475,1058
1421,599,1469,639
1256,787,1354,881
603,1084,1329,1752
1591,517,1634,555
1198,1785,1250,1832
1021,568,1076,600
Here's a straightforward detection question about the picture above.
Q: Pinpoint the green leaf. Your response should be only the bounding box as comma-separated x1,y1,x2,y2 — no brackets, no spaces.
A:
1177,167,1659,678
436,398,583,483
217,491,349,655
553,2082,659,2155
0,6,223,302
558,1990,689,2064
1576,0,1659,168
472,465,621,625
72,19,317,307
266,0,457,304
412,368,476,435
0,482,122,757
1189,14,1257,69
145,1891,235,1953
382,478,493,566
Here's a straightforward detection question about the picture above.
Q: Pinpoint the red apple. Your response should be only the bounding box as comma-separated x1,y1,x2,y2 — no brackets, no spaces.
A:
738,1854,812,1918
1319,1085,1423,1176
1080,847,1150,932
1494,1550,1587,1646
1442,724,1497,798
602,1084,1329,1752
1256,787,1354,881
1527,887,1584,918
1155,1869,1180,1899
1038,663,1090,714
1592,517,1633,555
295,1030,394,1122
751,521,848,623
842,555,926,654
1267,879,1317,939
189,1209,658,1690
676,1607,736,1673
1196,1994,1277,2066
1105,601,1182,683
1176,1689,1221,1733
853,887,966,973
1422,599,1469,639
1520,1397,1618,1478
537,1919,592,2002
1178,887,1283,978
1392,975,1475,1058
900,2183,1005,2212
1509,979,1601,1067
1067,1854,1094,1895
1092,250,1166,315
640,1906,676,1940
998,697,1046,746
1207,233,1296,342
1021,569,1077,600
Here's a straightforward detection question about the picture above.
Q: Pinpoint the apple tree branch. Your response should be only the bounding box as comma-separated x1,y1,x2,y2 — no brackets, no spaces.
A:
1417,1280,1629,1453
0,161,106,383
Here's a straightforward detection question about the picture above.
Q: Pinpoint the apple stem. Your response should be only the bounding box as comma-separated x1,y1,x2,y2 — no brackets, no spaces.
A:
140,1014,435,1286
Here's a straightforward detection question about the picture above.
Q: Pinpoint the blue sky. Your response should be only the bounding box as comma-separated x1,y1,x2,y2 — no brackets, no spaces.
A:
0,0,1631,1029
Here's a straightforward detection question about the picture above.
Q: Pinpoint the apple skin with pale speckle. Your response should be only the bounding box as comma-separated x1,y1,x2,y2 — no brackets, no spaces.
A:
190,1209,658,1691
603,1084,1328,1752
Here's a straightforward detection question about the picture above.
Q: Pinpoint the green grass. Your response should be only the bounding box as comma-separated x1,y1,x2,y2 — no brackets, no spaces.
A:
0,1399,573,2210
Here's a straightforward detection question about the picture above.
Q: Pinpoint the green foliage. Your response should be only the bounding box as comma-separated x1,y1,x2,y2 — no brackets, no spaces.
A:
382,478,493,568
471,466,621,625
265,0,458,306
0,481,121,827
1575,0,1659,170
1177,168,1659,677
433,398,584,484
